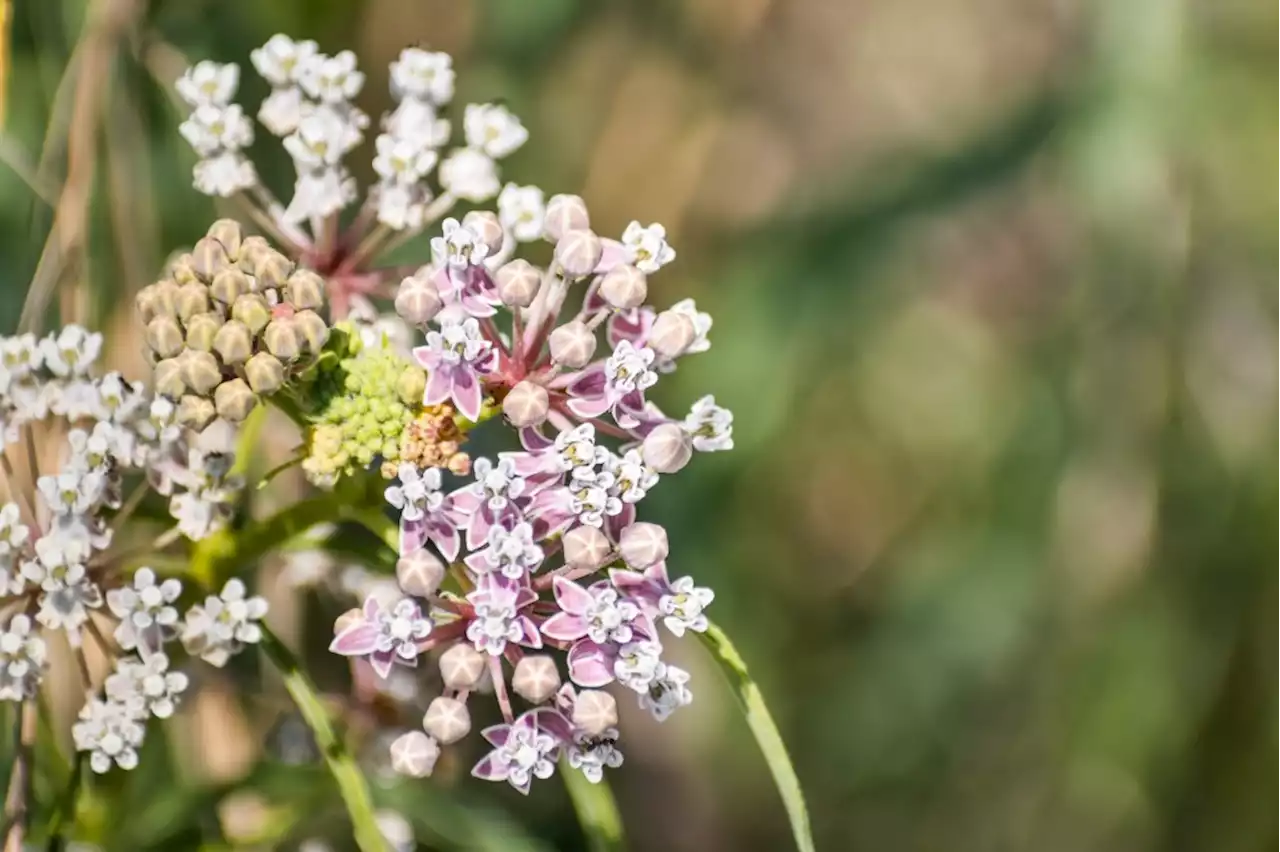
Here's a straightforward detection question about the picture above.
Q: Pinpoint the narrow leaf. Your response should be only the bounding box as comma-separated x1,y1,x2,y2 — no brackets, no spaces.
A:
560,763,625,852
698,622,816,852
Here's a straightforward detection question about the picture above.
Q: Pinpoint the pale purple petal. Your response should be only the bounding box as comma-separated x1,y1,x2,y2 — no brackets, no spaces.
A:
519,426,555,452
369,649,396,679
471,755,509,781
399,518,427,554
567,642,614,687
482,724,512,747
516,616,543,649
552,576,594,615
330,622,380,656
413,345,442,371
541,612,588,642
424,363,454,406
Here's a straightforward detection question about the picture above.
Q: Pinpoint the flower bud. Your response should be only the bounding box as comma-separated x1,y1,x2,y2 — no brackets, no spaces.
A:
177,395,216,431
210,268,250,305
286,269,326,311
396,550,445,597
135,284,162,322
183,312,222,352
263,317,301,361
502,381,549,428
647,310,696,360
396,366,427,407
543,194,590,242
153,359,186,399
548,321,597,368
214,378,257,422
512,655,561,704
389,730,439,778
207,219,243,259
438,644,486,691
180,349,223,396
145,316,185,359
253,250,293,292
231,293,271,335
151,280,181,318
563,525,612,571
555,229,603,278
213,320,255,366
190,237,232,282
641,423,692,474
422,696,470,744
245,351,286,394
293,310,329,354
462,210,505,257
599,264,647,309
175,282,211,322
394,274,442,325
237,236,272,272
572,690,618,736
495,259,540,307
618,522,668,569
169,254,199,285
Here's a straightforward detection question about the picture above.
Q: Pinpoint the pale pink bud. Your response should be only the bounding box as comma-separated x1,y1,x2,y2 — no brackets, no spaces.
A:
599,264,648,310
495,259,541,307
642,423,692,474
618,522,668,569
462,210,505,257
389,730,440,778
395,274,443,326
555,229,603,278
563,525,612,571
548,320,597,368
512,655,561,704
396,550,445,597
502,381,549,428
647,309,697,360
572,690,618,736
438,644,486,691
423,696,471,744
543,194,590,242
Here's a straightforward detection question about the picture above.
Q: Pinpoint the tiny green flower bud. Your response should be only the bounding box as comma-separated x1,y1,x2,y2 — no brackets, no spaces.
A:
209,268,250,305
599,264,648,309
647,309,696,360
555,229,603,278
145,316,185,359
389,731,439,778
177,395,216,430
207,218,243,259
183,312,222,352
231,293,271,335
175,282,211,322
512,655,561,704
438,644,486,691
396,550,445,597
190,237,232,282
422,696,470,744
495,259,540,307
548,320,596,368
502,380,549,428
213,320,255,366
214,378,257,422
394,274,442,325
245,351,286,394
462,210,505,257
618,522,668,569
253,250,293,292
153,358,186,399
263,317,301,361
396,366,427,407
293,310,329,354
641,423,692,474
563,525,612,571
543,194,590,242
286,269,326,311
572,690,618,736
180,349,223,396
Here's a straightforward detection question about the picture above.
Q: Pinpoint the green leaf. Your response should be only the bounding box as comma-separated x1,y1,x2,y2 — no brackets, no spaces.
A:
257,626,388,852
560,762,625,852
698,622,816,852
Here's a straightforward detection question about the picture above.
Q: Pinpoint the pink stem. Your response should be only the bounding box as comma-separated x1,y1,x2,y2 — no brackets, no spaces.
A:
490,655,514,723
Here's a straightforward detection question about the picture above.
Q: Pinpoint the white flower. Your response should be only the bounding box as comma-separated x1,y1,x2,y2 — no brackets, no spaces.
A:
438,148,499,202
193,152,258,196
383,98,450,146
105,653,188,719
0,334,41,376
258,86,306,136
567,729,624,783
471,456,525,510
299,50,364,103
464,103,528,159
176,61,240,107
168,490,233,541
283,108,362,168
426,317,495,369
375,182,428,231
283,167,356,222
251,34,318,88
384,464,443,522
0,615,46,701
180,579,269,667
36,573,104,634
372,134,438,184
430,218,488,269
582,586,640,645
638,665,693,721
613,640,666,693
554,424,600,479
374,810,416,852
604,448,658,504
40,325,102,377
390,49,455,105
604,340,659,396
621,221,675,274
682,395,734,452
473,522,543,579
497,183,545,242
658,576,714,637
72,698,146,773
106,568,182,654
0,503,30,558
179,103,254,156
570,473,622,528
666,298,712,355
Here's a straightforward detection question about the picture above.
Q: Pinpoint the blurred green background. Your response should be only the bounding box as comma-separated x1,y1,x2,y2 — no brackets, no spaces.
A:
0,0,1274,850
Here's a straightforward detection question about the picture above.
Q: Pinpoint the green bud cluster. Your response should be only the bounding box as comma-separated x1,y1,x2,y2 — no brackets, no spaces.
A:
137,220,330,428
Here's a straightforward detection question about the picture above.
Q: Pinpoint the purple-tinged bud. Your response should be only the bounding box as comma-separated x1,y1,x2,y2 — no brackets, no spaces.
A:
214,378,257,422
438,644,486,691
207,219,243,259
231,293,271,335
245,352,286,394
263,317,301,361
145,316,184,359
548,321,597,369
389,731,439,778
213,320,254,366
647,310,696,360
543,194,590,242
502,381,549,428
555,229,603,278
618,522,668,569
184,312,221,352
495,259,541,307
599,264,648,310
395,274,442,326
180,350,222,396
210,268,250,306
153,359,186,399
190,237,232,282
462,210,505,257
286,269,327,311
512,655,561,704
177,395,216,431
563,526,612,571
423,696,470,744
572,690,618,736
642,423,692,474
396,550,445,597
175,282,211,323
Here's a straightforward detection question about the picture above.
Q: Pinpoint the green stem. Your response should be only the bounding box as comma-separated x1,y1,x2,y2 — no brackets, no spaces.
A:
257,626,387,852
561,763,625,852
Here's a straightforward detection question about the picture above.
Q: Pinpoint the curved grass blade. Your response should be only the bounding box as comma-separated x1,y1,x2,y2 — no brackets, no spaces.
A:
698,622,815,852
560,763,625,852
258,627,387,852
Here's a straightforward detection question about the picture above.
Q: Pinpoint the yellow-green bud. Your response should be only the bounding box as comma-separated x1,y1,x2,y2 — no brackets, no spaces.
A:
190,237,232,282
396,366,426,407
183,312,222,352
286,270,326,311
254,250,293,292
231,293,271,335
207,218,243,259
245,351,285,394
180,349,222,396
175,282,211,323
214,378,257,422
210,268,250,305
293,310,329,354
148,280,181,320
154,358,186,399
213,320,254,366
263,317,301,361
237,235,271,272
177,395,216,430
145,316,185,359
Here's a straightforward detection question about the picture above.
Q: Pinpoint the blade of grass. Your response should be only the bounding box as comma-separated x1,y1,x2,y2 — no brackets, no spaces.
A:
560,763,625,852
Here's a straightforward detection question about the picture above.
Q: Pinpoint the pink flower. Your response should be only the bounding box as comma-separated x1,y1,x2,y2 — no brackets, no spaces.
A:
464,574,541,656
541,576,653,687
471,708,571,793
329,595,434,678
413,317,497,421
